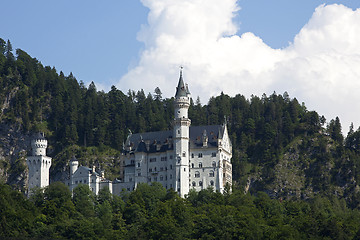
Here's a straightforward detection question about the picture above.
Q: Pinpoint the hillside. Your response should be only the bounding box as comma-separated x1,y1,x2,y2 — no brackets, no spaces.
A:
1,38,360,207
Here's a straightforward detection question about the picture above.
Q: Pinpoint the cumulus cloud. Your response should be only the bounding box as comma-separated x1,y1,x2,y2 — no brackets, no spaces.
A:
118,1,360,132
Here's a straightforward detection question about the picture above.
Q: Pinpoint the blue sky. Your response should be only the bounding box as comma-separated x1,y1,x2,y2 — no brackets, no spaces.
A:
1,0,360,131
1,0,358,87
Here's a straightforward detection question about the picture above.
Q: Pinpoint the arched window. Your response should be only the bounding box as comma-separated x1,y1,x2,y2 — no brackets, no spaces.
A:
199,162,203,168
212,161,216,167
192,181,196,187
199,181,203,186
210,180,214,186
209,170,214,177
195,171,200,178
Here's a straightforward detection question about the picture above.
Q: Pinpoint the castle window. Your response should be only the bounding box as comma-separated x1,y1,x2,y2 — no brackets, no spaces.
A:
165,176,167,180
150,158,156,162
170,165,173,169
160,167,164,171
75,181,78,184
154,177,157,181
170,174,172,179
209,170,214,177
192,163,194,168
131,160,135,165
212,152,216,157
178,130,180,134
191,153,194,158
161,157,167,161
199,181,203,186
137,163,140,167
210,180,214,186
129,178,132,182
198,153,203,158
184,168,186,172
199,162,203,168
154,167,157,171
195,171,200,178
192,181,196,187
160,175,163,181
170,155,173,159
212,161,216,167
182,152,186,157
149,168,152,172
138,172,141,176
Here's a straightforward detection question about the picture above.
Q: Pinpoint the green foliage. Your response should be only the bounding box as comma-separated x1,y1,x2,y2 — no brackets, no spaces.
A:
1,182,360,239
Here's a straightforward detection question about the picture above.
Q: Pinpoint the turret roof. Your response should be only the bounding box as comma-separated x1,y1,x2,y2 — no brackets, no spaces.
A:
33,132,46,140
175,69,188,98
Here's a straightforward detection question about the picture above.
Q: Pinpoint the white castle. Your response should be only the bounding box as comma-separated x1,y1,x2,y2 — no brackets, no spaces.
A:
26,132,52,194
27,71,233,197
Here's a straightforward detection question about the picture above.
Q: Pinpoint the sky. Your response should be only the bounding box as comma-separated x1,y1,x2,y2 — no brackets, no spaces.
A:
1,0,360,133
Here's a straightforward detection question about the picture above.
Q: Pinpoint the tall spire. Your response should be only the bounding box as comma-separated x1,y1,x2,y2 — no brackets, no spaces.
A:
175,66,188,98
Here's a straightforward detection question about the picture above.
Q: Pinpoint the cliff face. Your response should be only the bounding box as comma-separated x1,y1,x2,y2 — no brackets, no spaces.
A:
242,134,360,207
0,122,30,190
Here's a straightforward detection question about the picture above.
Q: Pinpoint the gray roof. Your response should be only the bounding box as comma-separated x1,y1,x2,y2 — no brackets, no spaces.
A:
189,125,223,148
33,132,46,140
70,156,78,162
124,125,224,153
175,70,188,97
76,166,99,176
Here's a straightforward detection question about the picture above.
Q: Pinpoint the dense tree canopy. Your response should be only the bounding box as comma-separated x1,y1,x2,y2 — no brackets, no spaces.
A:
1,182,360,239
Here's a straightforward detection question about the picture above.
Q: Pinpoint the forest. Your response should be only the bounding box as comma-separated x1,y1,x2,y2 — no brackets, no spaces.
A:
1,38,360,238
2,182,360,239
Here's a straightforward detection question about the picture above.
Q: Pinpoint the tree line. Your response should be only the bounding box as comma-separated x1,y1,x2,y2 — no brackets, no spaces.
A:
1,182,360,239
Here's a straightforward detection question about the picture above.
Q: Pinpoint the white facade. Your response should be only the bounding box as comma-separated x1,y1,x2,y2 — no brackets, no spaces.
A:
118,71,232,197
26,133,52,195
65,156,112,194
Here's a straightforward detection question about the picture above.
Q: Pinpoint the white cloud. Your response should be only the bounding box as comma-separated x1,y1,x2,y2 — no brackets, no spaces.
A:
118,1,360,132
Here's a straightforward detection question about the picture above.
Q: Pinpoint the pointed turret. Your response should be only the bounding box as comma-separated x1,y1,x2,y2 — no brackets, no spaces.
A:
175,68,188,98
173,67,191,197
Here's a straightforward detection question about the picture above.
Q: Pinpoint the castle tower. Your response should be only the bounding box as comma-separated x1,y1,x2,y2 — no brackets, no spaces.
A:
173,68,191,197
26,133,52,195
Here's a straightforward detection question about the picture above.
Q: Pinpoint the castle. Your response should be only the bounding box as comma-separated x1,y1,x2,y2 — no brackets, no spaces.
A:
27,71,233,197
